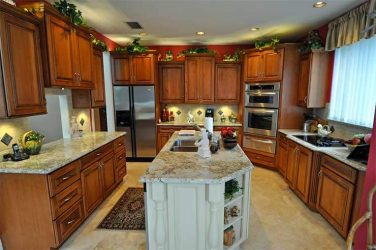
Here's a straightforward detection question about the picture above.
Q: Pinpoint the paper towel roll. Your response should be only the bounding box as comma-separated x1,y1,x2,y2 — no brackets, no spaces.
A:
205,117,214,134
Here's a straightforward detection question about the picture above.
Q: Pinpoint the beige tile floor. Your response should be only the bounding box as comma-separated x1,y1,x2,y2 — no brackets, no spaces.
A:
61,163,346,250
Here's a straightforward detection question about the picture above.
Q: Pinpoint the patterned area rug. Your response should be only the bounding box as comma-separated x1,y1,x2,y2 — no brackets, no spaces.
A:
98,187,145,230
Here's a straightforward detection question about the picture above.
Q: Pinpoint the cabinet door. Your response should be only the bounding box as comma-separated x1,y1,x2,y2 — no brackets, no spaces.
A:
157,132,172,153
262,50,283,81
294,146,313,203
199,57,215,103
285,140,297,188
132,54,155,84
91,49,105,107
297,55,310,107
112,56,132,84
277,141,288,177
215,63,241,103
316,167,354,237
244,52,262,82
185,57,200,103
75,29,94,88
101,153,116,197
0,11,46,117
159,63,184,103
45,14,76,87
81,162,103,216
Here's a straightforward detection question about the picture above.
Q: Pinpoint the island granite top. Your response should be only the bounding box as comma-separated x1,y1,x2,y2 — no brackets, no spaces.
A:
279,129,367,172
0,132,126,174
141,132,254,184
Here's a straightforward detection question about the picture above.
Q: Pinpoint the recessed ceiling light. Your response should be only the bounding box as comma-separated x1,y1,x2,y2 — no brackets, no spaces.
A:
250,27,260,31
313,1,327,8
196,31,205,36
139,32,147,36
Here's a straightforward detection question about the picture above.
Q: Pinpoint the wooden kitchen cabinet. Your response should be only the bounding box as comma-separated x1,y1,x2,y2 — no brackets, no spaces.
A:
72,48,106,108
215,63,241,103
316,155,358,238
19,1,95,89
0,2,46,118
276,133,288,176
185,55,215,103
157,126,179,152
297,51,329,108
285,139,313,203
159,62,185,103
111,52,156,85
101,152,116,197
81,161,104,216
244,48,283,82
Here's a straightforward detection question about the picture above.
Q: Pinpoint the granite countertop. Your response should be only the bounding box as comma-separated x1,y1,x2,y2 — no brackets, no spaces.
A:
0,132,126,174
141,132,253,184
279,129,367,171
157,121,243,127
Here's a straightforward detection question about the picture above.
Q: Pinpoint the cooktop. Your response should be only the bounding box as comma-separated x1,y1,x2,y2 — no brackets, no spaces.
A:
293,135,346,147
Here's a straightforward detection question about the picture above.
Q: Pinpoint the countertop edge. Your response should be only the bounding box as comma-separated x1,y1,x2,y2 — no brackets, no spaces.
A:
0,132,126,175
157,122,242,127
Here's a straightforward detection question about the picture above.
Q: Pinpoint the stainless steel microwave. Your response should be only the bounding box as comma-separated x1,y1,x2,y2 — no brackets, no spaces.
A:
245,82,280,108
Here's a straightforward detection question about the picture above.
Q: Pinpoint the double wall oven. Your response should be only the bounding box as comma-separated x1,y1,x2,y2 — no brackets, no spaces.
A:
243,82,280,154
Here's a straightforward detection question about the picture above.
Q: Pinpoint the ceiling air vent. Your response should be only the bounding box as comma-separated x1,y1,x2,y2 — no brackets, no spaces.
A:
126,22,143,29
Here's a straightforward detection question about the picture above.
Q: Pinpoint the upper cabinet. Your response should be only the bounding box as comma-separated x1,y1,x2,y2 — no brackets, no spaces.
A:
0,2,46,118
72,48,105,108
19,1,94,89
297,51,329,108
244,49,284,82
215,63,241,104
185,55,215,103
159,62,185,103
111,52,156,85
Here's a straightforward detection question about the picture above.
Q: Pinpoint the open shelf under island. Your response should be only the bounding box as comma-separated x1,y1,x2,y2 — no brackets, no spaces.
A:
141,131,254,250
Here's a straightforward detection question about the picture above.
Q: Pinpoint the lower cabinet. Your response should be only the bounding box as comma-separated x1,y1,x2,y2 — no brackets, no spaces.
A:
285,139,313,203
0,136,126,249
157,126,182,153
316,156,357,238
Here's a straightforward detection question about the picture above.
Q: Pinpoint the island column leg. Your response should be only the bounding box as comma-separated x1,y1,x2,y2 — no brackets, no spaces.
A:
207,183,224,250
151,182,167,250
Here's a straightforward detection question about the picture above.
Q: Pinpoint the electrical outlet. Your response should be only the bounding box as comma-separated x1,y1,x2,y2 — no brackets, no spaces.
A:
1,133,13,146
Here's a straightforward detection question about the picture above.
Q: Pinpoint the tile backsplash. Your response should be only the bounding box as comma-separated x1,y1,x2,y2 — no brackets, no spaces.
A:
162,104,239,124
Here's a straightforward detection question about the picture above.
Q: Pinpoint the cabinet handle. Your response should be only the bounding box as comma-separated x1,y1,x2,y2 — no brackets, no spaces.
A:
118,143,123,146
61,174,73,181
96,153,101,156
118,156,123,160
78,73,82,82
318,170,322,177
304,96,308,104
66,219,76,225
62,195,74,205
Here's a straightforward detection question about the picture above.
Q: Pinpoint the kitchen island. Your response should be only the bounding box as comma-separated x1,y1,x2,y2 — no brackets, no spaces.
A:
141,132,254,250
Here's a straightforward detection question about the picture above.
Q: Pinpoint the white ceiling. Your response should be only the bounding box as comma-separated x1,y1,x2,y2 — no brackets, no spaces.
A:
66,0,366,45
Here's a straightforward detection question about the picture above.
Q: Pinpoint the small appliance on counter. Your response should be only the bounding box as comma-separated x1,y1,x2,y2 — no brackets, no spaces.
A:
347,144,370,165
205,108,214,134
3,143,29,162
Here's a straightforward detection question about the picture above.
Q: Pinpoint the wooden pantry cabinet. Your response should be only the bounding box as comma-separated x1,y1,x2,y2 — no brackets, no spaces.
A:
111,52,157,85
19,1,95,89
0,136,126,249
185,55,215,103
0,1,46,118
243,48,284,82
159,62,185,103
215,63,241,103
297,51,329,108
72,48,106,108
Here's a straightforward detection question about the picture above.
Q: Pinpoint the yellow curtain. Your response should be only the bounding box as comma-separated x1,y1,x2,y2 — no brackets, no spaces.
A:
325,0,376,51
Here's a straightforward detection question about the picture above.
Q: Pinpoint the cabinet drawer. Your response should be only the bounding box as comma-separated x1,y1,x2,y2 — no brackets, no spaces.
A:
50,180,82,220
278,132,288,143
116,166,127,183
246,151,275,168
54,200,84,244
114,136,126,153
48,161,81,197
115,149,126,168
81,143,113,169
321,155,357,184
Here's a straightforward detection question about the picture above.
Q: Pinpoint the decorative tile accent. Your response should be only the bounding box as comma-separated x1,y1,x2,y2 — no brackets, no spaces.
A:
176,110,181,115
218,110,223,115
1,133,13,146
197,110,202,116
80,118,85,126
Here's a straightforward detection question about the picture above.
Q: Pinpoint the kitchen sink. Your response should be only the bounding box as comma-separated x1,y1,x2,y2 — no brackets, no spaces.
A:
170,139,198,152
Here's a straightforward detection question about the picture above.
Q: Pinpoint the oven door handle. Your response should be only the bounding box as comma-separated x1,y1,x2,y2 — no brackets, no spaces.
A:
248,138,274,144
247,92,277,96
249,109,277,113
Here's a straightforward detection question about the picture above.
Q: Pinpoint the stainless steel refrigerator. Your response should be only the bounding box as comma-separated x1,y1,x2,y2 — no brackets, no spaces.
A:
114,86,156,161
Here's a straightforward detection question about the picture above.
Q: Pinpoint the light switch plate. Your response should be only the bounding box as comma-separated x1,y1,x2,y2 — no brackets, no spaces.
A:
1,133,13,146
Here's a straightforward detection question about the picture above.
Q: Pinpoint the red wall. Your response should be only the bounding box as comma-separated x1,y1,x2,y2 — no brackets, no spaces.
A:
148,45,252,62
354,108,376,249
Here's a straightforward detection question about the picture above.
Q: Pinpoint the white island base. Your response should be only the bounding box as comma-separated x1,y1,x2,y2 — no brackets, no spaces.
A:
144,171,251,250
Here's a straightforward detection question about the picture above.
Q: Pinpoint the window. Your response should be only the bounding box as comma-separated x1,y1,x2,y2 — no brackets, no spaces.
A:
329,36,376,128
